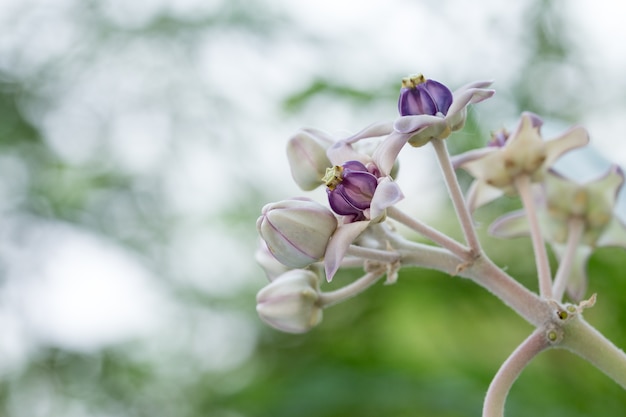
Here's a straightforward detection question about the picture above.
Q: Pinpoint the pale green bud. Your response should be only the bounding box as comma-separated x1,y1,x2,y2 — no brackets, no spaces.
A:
256,269,322,333
257,198,338,268
286,129,333,191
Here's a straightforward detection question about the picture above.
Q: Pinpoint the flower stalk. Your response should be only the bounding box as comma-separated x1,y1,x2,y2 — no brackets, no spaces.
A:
514,174,553,298
431,138,482,255
552,216,585,301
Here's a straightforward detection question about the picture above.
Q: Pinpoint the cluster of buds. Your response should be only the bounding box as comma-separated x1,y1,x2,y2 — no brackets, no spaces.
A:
255,73,626,334
253,72,626,415
255,75,496,332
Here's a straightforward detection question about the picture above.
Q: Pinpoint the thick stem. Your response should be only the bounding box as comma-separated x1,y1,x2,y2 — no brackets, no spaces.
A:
318,269,384,307
552,216,585,302
431,138,482,255
514,175,552,299
464,256,552,327
561,316,626,389
394,235,551,327
387,206,471,261
483,329,550,417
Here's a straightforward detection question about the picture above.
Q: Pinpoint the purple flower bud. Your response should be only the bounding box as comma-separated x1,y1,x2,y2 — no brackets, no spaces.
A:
398,74,453,117
257,198,338,268
323,161,378,222
256,269,323,333
488,129,510,148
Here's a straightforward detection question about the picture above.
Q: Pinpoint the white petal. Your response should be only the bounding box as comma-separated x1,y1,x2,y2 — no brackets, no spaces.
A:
597,217,626,248
324,221,370,281
371,131,409,176
344,121,394,144
451,147,497,170
466,180,505,212
544,126,590,166
452,80,494,93
447,87,495,118
369,178,404,221
488,210,530,238
393,114,442,134
326,140,369,166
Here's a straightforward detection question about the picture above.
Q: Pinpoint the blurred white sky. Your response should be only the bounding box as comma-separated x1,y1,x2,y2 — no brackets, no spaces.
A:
1,0,626,379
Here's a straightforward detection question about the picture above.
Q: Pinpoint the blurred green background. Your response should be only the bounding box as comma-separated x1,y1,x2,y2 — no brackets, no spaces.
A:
1,0,626,416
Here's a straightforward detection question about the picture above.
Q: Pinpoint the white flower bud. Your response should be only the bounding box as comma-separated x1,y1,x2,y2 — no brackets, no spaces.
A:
256,269,322,333
287,129,333,191
257,198,337,268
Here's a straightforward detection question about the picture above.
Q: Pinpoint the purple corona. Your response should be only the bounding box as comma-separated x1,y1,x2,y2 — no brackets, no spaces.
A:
398,74,453,117
323,160,378,222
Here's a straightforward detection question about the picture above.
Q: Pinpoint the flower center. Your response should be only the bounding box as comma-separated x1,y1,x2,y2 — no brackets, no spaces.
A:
322,165,344,190
401,74,427,89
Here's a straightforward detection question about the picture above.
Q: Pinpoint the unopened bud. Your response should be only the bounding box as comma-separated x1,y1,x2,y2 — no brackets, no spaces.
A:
287,129,333,191
257,198,338,268
256,269,322,333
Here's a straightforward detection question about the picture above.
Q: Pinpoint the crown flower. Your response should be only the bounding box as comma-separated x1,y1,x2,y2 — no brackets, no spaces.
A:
324,161,378,223
490,165,626,300
453,112,590,211
394,75,495,147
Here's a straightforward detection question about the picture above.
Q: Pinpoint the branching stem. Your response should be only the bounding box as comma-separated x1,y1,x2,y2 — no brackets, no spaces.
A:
387,206,471,261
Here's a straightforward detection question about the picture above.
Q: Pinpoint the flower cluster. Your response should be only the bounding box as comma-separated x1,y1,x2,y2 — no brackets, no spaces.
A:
255,74,495,332
254,73,626,335
252,72,626,415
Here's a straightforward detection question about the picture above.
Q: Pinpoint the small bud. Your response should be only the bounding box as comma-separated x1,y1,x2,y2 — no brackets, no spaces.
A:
257,198,338,268
287,129,333,191
256,269,323,333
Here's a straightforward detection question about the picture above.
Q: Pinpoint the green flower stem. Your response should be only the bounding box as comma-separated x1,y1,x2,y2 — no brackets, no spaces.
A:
561,315,626,389
483,329,550,417
552,216,585,301
318,269,384,307
431,138,482,255
514,174,553,299
387,206,472,261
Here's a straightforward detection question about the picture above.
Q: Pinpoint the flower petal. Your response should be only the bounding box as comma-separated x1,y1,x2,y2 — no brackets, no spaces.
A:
447,87,495,119
324,221,370,281
326,140,369,166
466,180,505,212
544,126,590,167
393,114,443,134
371,131,409,176
343,121,394,144
423,79,453,115
451,147,497,170
597,217,626,248
369,178,403,221
452,80,494,93
488,209,530,238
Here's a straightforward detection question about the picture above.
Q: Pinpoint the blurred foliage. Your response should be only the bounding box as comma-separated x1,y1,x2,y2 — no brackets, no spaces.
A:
0,0,625,416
